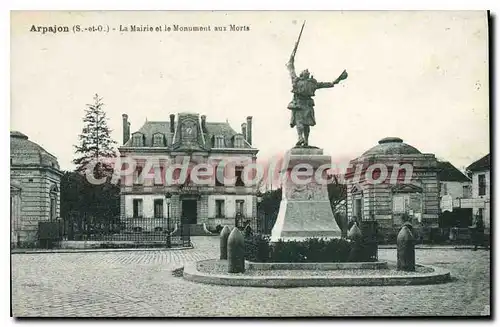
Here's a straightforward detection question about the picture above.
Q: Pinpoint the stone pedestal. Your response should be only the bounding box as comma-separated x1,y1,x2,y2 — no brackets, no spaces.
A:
270,147,342,242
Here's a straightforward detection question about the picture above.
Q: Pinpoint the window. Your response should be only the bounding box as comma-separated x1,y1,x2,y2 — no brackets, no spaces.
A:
153,134,165,147
478,174,486,196
215,200,225,218
234,135,244,148
214,135,225,148
134,166,143,185
154,199,164,218
215,165,225,186
133,199,143,218
235,166,245,187
49,185,58,221
354,198,363,220
50,197,56,221
154,166,164,185
442,183,448,196
132,133,144,147
392,194,410,213
462,185,470,198
215,176,224,187
236,200,245,217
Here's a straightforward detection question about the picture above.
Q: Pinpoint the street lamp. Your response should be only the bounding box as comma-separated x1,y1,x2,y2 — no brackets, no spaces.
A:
257,193,263,233
165,192,172,248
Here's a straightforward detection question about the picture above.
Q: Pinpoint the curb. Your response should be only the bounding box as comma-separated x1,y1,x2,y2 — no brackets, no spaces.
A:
11,245,194,255
378,245,487,250
183,260,451,288
247,261,389,271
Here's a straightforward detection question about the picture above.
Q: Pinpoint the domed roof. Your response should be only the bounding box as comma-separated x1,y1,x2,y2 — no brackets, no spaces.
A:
10,131,60,169
362,137,422,156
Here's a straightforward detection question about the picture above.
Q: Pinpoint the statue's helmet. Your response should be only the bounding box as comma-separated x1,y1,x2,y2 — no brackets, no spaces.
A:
299,69,310,79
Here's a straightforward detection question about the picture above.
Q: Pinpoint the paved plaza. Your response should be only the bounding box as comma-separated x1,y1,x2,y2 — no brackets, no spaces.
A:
11,237,490,317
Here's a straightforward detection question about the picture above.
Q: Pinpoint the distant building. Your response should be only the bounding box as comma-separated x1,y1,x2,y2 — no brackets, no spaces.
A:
437,161,472,200
344,137,440,238
466,154,490,230
10,131,62,247
118,113,259,235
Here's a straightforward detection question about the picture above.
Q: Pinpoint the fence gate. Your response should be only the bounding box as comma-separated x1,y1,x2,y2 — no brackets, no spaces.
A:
61,212,191,249
38,221,62,249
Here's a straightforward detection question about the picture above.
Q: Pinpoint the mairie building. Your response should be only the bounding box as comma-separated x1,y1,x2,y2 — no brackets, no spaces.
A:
118,113,259,235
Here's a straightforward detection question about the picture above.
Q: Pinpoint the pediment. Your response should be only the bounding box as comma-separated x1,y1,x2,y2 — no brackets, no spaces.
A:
350,184,363,194
172,114,207,151
10,181,22,193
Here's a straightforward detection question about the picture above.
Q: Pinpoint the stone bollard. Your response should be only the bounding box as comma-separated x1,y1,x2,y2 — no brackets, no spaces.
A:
397,222,416,271
219,225,231,260
227,227,245,273
348,223,363,262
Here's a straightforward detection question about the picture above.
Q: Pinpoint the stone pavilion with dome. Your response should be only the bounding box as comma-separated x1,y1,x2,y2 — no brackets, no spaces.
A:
344,137,440,239
10,131,63,247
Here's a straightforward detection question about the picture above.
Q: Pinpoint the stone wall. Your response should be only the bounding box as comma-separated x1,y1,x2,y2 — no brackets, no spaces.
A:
11,167,62,244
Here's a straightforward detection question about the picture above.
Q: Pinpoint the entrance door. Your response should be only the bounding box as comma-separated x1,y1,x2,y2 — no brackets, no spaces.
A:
354,198,363,220
182,200,198,224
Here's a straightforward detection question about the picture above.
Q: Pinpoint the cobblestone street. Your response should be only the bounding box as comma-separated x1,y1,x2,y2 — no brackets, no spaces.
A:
11,237,490,317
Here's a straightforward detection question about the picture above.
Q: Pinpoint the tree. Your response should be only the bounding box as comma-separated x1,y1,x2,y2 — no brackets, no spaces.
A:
63,94,120,232
257,188,282,234
73,94,117,177
327,174,347,212
60,171,120,231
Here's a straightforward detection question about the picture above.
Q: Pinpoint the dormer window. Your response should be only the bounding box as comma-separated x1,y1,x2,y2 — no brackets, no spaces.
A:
153,133,165,147
214,135,225,148
233,135,244,148
132,133,144,147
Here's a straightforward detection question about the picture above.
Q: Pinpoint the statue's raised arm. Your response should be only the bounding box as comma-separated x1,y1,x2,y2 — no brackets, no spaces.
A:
286,21,305,81
286,56,297,81
316,70,349,89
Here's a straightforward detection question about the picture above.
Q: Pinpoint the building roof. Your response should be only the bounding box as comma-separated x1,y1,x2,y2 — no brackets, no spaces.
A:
466,153,490,172
131,121,172,147
362,137,422,156
204,122,240,146
437,161,470,182
124,119,251,149
10,131,60,169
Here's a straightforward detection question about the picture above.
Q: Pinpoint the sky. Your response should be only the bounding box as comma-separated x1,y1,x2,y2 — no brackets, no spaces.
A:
10,10,489,172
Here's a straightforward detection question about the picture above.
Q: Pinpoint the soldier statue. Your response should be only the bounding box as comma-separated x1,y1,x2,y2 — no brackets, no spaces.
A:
286,22,348,147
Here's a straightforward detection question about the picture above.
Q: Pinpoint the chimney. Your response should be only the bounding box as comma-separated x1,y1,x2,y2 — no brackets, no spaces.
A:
241,123,247,141
169,114,175,134
122,114,130,144
201,115,207,133
246,116,253,145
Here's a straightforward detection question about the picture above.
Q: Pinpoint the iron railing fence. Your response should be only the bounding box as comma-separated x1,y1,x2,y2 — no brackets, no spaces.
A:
60,215,191,248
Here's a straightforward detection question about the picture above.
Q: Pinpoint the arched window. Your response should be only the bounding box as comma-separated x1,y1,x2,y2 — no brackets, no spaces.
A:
49,184,58,221
153,133,165,147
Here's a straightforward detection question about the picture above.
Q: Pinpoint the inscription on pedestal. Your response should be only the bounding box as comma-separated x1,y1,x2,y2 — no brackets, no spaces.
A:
271,148,342,242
